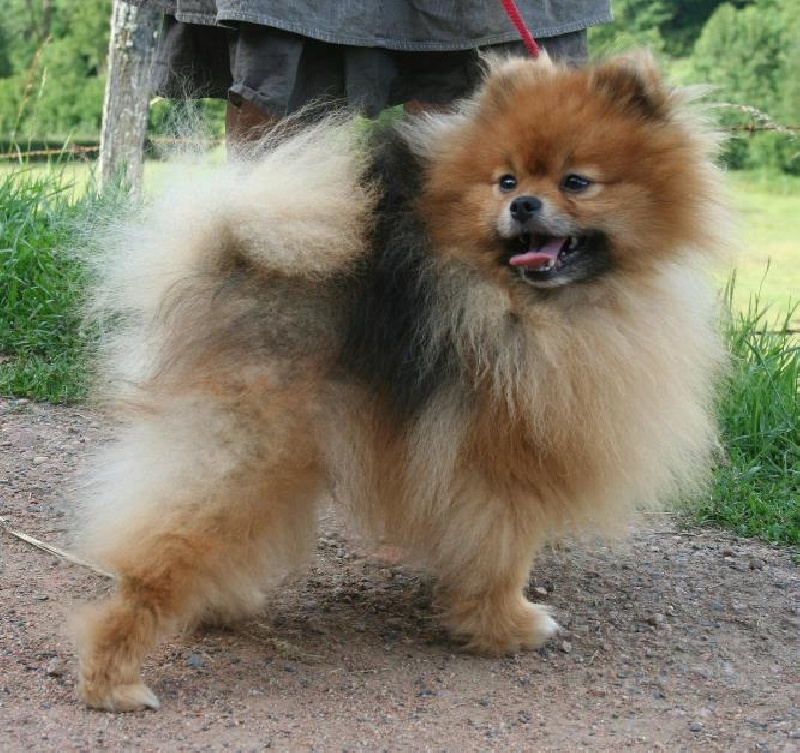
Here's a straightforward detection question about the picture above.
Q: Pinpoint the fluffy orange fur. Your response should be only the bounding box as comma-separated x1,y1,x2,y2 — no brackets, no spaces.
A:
73,52,728,711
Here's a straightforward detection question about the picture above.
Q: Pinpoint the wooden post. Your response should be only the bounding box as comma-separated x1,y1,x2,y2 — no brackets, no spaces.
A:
100,0,161,193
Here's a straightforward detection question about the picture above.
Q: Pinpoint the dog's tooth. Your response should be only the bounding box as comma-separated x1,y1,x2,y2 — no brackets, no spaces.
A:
568,236,579,250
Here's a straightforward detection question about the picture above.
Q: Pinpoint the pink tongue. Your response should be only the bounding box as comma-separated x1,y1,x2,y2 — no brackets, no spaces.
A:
509,237,566,268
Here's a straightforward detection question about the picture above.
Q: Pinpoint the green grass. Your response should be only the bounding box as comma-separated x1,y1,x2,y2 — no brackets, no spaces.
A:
693,282,799,545
0,165,118,402
722,171,800,324
0,156,102,199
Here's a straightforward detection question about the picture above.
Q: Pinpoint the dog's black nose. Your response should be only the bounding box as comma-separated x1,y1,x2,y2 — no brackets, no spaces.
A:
509,195,542,222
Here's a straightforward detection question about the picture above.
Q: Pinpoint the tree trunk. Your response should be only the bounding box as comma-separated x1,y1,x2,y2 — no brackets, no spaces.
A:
100,0,161,194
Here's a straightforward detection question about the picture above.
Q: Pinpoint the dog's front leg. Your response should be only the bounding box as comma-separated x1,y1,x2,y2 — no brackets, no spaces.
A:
426,493,559,654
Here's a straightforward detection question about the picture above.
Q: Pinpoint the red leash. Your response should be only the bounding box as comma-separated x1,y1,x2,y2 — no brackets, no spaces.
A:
499,0,541,57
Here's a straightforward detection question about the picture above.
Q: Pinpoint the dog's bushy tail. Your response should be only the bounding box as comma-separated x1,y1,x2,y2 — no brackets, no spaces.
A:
84,114,374,398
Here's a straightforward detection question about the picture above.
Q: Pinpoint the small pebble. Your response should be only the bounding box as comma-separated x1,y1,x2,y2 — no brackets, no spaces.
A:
186,653,205,668
689,722,703,733
45,658,64,677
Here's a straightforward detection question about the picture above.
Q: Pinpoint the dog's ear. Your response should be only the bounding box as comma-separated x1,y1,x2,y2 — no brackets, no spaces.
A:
476,51,556,111
590,51,671,120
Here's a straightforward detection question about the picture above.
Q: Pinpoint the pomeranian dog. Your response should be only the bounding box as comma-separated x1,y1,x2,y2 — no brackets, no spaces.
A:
75,51,727,711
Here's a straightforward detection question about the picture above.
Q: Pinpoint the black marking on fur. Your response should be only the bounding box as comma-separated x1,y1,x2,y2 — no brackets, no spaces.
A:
340,125,460,419
592,65,666,121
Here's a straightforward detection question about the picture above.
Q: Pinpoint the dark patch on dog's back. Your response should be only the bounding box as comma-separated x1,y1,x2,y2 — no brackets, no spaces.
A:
340,126,459,420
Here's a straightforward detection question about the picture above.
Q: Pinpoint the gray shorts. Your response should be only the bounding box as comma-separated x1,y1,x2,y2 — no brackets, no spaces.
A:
154,19,588,118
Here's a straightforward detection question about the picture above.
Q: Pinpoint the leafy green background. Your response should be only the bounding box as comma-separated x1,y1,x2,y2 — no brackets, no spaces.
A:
0,1,799,173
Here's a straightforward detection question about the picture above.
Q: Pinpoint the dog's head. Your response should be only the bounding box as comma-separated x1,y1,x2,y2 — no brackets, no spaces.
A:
419,52,725,290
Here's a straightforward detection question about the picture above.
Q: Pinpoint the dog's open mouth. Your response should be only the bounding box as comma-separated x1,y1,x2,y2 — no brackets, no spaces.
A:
505,232,607,286
509,234,584,272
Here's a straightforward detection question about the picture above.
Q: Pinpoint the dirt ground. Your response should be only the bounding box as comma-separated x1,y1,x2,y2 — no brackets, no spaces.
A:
1,396,798,752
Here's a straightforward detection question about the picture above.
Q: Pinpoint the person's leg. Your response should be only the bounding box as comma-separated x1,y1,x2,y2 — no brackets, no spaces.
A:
342,47,398,118
391,29,590,114
390,48,481,114
225,24,302,148
151,17,232,100
226,26,347,150
225,91,278,146
538,29,590,64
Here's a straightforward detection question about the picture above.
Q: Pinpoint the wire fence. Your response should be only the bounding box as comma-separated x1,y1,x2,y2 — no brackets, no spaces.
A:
1,124,797,161
0,137,229,161
0,144,100,160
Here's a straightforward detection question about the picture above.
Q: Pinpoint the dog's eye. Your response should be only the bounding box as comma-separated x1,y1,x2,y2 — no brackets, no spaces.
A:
498,174,517,192
561,174,593,193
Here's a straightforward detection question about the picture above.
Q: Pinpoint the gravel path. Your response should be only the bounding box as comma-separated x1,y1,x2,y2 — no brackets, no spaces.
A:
1,397,798,751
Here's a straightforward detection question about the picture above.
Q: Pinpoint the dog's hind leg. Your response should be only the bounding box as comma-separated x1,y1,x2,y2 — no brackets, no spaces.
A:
74,399,323,711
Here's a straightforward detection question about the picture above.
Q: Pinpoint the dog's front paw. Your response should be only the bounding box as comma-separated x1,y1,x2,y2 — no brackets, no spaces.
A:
78,677,160,712
518,602,560,649
447,595,560,655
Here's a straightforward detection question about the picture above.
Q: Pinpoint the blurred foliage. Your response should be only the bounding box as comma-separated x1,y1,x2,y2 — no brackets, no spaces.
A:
689,0,800,174
589,0,672,55
0,1,798,173
0,0,112,139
